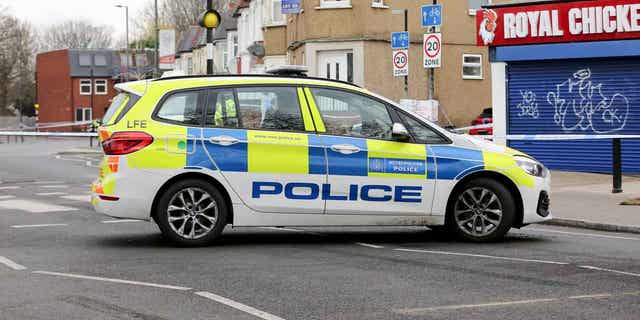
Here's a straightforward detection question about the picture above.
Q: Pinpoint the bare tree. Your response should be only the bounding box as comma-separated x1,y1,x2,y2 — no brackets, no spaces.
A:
0,8,36,116
39,20,114,52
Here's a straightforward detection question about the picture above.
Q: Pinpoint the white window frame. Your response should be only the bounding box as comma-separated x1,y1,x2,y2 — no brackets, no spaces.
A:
318,0,351,9
270,0,286,25
468,0,491,15
75,107,92,122
79,79,92,95
94,80,108,95
462,54,483,80
371,0,387,9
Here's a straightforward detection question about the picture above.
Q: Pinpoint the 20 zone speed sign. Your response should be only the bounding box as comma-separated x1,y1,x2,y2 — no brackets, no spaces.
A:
423,33,441,68
393,49,409,77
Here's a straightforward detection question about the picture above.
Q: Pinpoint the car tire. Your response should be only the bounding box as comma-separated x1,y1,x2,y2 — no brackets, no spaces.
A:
155,179,228,246
446,178,515,242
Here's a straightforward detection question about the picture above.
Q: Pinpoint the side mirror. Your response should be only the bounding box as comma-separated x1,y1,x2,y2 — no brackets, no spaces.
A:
392,122,411,142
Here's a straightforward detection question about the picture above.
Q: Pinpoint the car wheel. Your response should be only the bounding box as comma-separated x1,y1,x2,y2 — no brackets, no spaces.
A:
156,179,228,246
447,178,515,242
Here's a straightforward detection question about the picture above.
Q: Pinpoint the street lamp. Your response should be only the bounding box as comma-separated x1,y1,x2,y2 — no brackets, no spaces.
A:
115,4,129,82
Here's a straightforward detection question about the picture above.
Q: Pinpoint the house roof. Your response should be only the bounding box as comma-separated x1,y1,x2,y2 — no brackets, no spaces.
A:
68,49,119,77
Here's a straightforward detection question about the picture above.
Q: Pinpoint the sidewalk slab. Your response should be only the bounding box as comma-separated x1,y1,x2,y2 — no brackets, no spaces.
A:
548,170,640,234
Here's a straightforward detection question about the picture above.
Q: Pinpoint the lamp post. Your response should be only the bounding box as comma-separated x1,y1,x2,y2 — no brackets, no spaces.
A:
154,0,159,77
115,4,129,81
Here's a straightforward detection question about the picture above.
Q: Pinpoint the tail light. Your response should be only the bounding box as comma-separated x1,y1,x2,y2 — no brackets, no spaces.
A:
102,131,153,155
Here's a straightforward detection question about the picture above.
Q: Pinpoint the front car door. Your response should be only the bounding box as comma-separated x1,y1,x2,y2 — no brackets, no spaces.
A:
202,86,325,214
304,87,436,215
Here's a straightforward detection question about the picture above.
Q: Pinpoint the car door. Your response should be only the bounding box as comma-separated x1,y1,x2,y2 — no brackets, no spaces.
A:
304,87,436,216
202,86,325,214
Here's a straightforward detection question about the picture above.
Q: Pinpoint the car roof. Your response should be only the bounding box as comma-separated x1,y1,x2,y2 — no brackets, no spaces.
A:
115,75,363,97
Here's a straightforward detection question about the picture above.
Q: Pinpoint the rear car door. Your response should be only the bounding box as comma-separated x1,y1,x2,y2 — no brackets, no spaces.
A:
202,86,325,214
305,87,436,215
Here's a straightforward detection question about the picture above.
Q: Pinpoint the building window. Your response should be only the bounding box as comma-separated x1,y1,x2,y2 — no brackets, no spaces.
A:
372,0,386,8
272,0,285,24
75,107,92,122
468,0,490,15
95,80,108,95
94,54,107,66
79,79,92,95
79,54,92,66
319,0,351,9
462,54,483,80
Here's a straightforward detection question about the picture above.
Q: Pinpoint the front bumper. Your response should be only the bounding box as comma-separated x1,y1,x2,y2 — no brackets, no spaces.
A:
520,174,552,225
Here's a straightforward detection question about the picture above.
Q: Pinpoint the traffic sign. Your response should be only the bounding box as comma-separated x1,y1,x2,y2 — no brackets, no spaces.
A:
421,5,442,28
423,33,442,68
391,32,409,49
392,49,409,77
282,0,300,14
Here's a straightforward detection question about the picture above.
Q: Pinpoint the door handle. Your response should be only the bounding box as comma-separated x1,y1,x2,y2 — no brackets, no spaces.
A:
208,135,240,146
330,144,361,155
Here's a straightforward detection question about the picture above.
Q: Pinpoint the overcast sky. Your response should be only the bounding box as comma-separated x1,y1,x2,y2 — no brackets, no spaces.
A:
2,0,150,46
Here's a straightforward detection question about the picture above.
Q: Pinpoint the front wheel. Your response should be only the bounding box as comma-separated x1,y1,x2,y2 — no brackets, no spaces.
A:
447,178,515,242
155,179,228,246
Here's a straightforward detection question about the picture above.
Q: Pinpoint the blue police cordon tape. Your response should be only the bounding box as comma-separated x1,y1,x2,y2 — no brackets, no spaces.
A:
0,120,94,131
468,134,640,140
0,131,97,137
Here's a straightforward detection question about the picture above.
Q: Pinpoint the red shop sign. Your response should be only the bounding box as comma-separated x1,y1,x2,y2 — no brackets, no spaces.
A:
477,0,640,46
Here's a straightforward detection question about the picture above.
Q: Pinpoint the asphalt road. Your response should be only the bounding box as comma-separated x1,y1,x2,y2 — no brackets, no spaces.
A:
1,139,639,320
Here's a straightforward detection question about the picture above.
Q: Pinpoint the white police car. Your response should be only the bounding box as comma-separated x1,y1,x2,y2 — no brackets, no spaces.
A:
93,75,551,246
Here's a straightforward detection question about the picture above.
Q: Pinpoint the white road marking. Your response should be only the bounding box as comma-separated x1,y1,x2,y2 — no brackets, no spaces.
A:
258,227,305,233
101,219,143,224
11,223,68,229
0,199,78,213
33,181,65,185
39,185,69,189
36,192,68,196
354,242,385,249
526,227,640,241
578,265,640,278
0,186,20,190
32,271,192,291
61,195,90,202
395,291,640,314
195,291,286,320
0,256,27,271
396,298,558,314
0,195,15,200
394,248,569,265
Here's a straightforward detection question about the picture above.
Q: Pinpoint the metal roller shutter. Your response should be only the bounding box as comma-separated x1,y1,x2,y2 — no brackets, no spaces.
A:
507,58,640,173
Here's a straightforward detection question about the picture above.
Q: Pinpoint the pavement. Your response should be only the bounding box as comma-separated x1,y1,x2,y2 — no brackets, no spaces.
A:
548,171,640,234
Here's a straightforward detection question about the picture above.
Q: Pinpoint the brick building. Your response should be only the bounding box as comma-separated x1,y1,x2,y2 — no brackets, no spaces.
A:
36,49,121,130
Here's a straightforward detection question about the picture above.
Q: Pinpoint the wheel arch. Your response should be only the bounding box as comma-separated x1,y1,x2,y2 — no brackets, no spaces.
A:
150,172,234,225
446,170,525,228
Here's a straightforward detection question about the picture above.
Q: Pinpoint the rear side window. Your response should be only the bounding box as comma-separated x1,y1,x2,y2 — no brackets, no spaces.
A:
102,93,130,126
156,90,204,126
205,87,305,132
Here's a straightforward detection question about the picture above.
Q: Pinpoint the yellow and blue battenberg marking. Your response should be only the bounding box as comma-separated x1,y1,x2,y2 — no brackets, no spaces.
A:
430,146,484,180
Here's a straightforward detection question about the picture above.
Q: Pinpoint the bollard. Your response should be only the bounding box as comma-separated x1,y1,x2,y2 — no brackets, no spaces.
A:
612,138,622,193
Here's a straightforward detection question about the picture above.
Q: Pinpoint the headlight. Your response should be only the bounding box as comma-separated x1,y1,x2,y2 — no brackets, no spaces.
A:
514,155,547,177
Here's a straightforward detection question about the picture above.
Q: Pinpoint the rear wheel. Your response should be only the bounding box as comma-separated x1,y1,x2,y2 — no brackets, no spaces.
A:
447,178,515,242
155,179,228,246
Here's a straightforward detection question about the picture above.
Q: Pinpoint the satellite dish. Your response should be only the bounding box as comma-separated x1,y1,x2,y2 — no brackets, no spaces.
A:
247,43,266,58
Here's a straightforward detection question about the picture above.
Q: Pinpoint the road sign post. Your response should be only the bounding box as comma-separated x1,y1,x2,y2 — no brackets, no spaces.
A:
423,33,442,69
393,50,409,77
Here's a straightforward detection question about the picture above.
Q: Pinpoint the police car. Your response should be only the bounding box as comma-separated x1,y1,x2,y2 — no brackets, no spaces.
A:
93,75,550,246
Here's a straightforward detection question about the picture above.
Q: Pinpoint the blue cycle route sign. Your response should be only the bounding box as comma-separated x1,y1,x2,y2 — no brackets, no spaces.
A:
282,0,300,14
391,32,410,49
421,5,442,28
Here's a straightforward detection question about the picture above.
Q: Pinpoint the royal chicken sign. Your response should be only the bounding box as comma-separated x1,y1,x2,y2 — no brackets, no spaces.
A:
477,0,640,46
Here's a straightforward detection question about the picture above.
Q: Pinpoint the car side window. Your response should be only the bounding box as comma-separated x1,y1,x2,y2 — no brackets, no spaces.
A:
310,88,393,140
205,89,239,128
397,111,448,144
156,90,203,125
235,87,305,132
